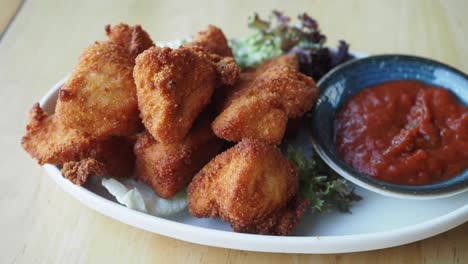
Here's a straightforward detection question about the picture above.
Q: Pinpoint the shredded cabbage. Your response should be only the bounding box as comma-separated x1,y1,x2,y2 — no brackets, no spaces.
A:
102,178,187,216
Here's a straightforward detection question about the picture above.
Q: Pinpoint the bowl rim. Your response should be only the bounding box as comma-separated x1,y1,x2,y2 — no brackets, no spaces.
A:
311,54,468,199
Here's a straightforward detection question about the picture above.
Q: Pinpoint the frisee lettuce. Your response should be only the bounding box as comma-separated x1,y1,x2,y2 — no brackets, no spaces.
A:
231,11,353,80
287,146,361,213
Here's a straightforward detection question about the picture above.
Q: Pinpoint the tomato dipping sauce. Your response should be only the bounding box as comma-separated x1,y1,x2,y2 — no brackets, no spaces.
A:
335,80,468,185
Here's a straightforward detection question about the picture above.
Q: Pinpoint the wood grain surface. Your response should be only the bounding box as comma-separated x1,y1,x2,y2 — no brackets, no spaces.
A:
0,0,22,37
0,0,467,263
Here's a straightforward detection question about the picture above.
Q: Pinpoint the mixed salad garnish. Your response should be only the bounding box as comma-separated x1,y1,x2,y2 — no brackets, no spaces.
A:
231,10,353,80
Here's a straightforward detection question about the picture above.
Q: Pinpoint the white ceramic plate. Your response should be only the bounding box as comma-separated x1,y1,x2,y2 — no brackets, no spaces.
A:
39,73,468,254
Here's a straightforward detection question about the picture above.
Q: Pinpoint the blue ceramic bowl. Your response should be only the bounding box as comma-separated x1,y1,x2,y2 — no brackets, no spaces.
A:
311,54,468,199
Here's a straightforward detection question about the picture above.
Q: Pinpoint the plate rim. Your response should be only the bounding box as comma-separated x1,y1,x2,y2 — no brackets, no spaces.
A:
38,74,468,254
45,163,468,254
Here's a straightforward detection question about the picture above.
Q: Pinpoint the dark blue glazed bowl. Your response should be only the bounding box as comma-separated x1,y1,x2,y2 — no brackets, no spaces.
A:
311,54,468,199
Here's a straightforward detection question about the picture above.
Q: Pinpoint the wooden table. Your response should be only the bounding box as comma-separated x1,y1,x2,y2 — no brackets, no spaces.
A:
1,0,467,263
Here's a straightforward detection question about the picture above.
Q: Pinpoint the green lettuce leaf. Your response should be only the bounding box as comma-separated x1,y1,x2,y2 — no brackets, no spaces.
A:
287,146,362,213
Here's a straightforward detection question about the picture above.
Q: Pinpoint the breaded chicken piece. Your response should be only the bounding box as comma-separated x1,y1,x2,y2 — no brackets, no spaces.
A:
216,54,307,111
133,47,217,143
214,88,288,145
61,135,136,183
105,23,154,58
209,56,240,86
258,66,318,116
134,115,223,198
212,54,318,145
132,25,240,143
80,135,136,178
62,158,107,185
238,198,310,235
55,41,141,137
185,25,233,57
213,54,301,113
255,53,299,73
185,25,239,85
134,46,230,143
22,103,96,165
21,104,135,182
56,24,153,138
212,73,255,113
188,139,307,235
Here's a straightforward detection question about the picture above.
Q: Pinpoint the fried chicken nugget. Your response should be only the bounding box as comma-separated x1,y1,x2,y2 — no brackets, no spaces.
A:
213,88,288,145
56,24,153,138
209,56,240,86
105,23,154,58
254,53,299,73
134,115,223,198
22,103,96,165
61,136,136,184
212,54,318,145
21,104,135,183
133,46,218,143
185,25,233,57
62,158,107,185
185,25,239,85
213,54,298,111
55,41,141,137
188,139,307,235
133,24,241,143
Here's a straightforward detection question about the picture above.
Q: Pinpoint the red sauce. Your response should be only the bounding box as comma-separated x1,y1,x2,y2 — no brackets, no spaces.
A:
335,80,468,185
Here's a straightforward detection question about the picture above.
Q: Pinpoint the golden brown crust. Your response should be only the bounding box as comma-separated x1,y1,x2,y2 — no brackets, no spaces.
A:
55,41,141,137
185,25,233,57
134,115,223,198
188,139,302,235
233,198,309,235
212,54,319,145
185,25,240,86
257,66,318,117
90,136,136,178
21,104,135,178
190,51,240,88
133,46,217,143
21,104,95,165
212,73,254,113
105,23,154,59
255,53,299,73
132,26,240,144
211,90,288,145
211,56,240,86
61,158,107,185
